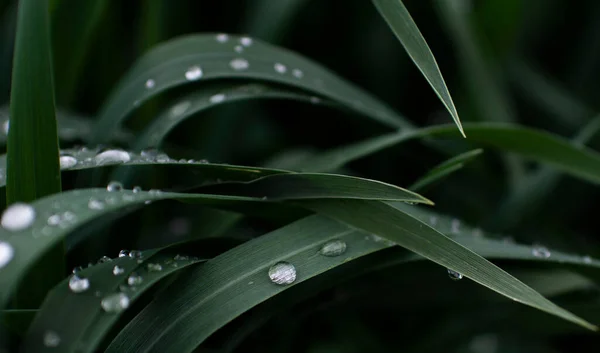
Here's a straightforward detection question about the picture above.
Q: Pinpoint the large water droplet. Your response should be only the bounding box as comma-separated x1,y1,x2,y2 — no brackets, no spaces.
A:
127,274,143,286
113,265,125,275
268,262,296,285
118,250,129,258
447,269,463,281
101,293,130,313
230,58,249,71
59,155,77,169
69,275,90,293
88,198,105,210
0,242,14,268
1,203,36,231
170,101,191,118
145,79,155,89
319,240,347,257
43,330,61,347
107,181,123,192
274,63,287,74
292,68,303,78
240,36,253,47
95,150,131,165
532,245,551,259
216,33,229,43
209,93,226,104
185,66,203,81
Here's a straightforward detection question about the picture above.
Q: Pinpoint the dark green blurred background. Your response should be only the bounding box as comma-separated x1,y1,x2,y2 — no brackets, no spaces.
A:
2,0,600,352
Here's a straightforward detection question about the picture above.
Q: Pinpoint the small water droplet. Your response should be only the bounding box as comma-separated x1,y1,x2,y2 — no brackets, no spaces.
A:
209,93,226,104
234,45,244,53
170,101,191,118
240,36,253,47
450,219,460,234
118,250,129,258
98,256,112,264
47,214,62,226
88,198,105,210
112,265,125,275
127,273,143,286
532,245,551,259
59,155,77,169
128,250,143,259
107,181,123,192
185,66,203,81
268,262,296,285
72,266,83,275
101,293,130,313
43,330,61,347
147,263,163,272
1,203,36,231
429,216,438,226
319,240,347,257
145,79,155,89
132,186,142,193
582,256,593,264
310,96,321,104
229,58,249,71
0,242,14,268
274,63,287,74
216,33,229,43
95,149,131,165
2,120,9,135
447,269,463,281
69,275,90,293
174,254,189,261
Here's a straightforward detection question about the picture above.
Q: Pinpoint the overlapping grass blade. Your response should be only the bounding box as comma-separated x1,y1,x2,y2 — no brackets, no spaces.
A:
23,251,203,353
409,149,483,191
297,199,596,330
372,0,464,136
6,0,60,203
91,34,412,143
295,123,600,186
106,210,599,352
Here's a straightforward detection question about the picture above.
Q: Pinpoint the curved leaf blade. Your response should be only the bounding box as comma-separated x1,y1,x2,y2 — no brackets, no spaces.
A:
409,149,483,191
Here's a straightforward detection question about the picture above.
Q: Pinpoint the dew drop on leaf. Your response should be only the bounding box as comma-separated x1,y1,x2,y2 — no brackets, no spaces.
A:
69,275,90,293
88,198,105,210
59,155,77,169
132,186,142,193
0,242,14,268
43,330,61,347
145,79,155,89
128,250,143,259
532,245,551,259
185,66,203,81
209,93,226,104
127,274,143,286
118,250,129,258
1,203,35,231
292,68,303,78
98,256,112,264
147,263,163,272
319,240,347,257
583,256,592,264
229,58,249,71
234,45,244,53
112,265,125,275
240,36,253,47
447,269,463,281
170,101,191,118
268,261,297,285
274,63,287,74
94,149,131,165
107,181,123,192
101,293,130,313
215,33,229,43
2,120,9,135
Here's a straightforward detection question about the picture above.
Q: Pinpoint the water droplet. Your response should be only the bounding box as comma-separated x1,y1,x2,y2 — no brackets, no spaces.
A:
132,186,142,193
429,216,438,226
209,93,226,104
170,101,191,118
185,66,203,81
101,293,130,313
145,79,155,89
69,275,90,293
72,266,83,275
59,155,77,169
95,149,131,165
47,214,62,226
268,262,296,285
292,68,303,78
532,245,551,259
1,203,36,231
2,120,9,135
234,45,244,53
274,63,287,74
88,198,105,210
174,254,189,261
98,256,112,264
310,96,321,104
230,58,249,71
43,330,61,347
240,36,253,47
583,256,593,264
147,263,163,272
107,181,123,192
450,219,460,234
127,273,143,286
0,242,14,268
447,269,463,281
128,250,143,259
112,265,125,275
118,250,129,258
216,33,229,43
319,240,347,257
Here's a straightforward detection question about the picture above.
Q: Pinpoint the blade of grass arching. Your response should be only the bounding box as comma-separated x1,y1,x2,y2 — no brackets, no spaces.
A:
105,210,600,353
297,199,596,330
91,34,412,144
22,250,204,353
491,115,600,231
294,123,600,186
6,0,60,203
372,0,464,136
0,175,429,309
409,149,483,192
51,0,108,105
133,83,318,149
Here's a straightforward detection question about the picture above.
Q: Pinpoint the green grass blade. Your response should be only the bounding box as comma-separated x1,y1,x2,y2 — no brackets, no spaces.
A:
6,0,60,203
372,0,464,136
409,149,483,191
91,34,412,143
105,211,600,352
296,123,600,186
23,251,203,353
297,199,596,330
